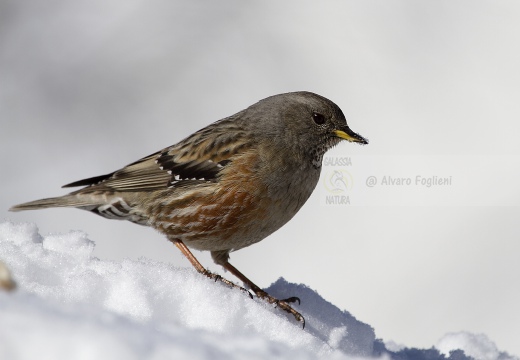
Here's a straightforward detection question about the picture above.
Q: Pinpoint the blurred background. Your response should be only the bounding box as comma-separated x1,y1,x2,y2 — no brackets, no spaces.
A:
1,0,519,355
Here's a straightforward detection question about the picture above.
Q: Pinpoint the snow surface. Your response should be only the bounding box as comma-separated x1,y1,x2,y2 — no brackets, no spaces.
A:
0,221,517,360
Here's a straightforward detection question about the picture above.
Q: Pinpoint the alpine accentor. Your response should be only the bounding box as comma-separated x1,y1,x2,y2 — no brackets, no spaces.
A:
10,91,368,325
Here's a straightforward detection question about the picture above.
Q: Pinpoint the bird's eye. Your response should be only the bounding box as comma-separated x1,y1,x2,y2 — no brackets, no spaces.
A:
312,112,326,125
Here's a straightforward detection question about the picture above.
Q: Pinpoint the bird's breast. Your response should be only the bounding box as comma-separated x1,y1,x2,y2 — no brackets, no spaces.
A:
149,149,320,252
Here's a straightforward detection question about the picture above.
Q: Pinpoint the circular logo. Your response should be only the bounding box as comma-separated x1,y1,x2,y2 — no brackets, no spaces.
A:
323,169,353,194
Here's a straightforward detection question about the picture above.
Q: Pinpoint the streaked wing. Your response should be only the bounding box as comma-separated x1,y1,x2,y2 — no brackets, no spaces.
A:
65,116,253,192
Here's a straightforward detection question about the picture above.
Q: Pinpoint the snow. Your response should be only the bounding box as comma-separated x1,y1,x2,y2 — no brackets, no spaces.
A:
437,333,509,360
0,221,517,360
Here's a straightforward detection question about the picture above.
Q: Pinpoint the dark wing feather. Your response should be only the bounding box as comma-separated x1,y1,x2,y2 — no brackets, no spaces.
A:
64,116,253,193
62,173,115,188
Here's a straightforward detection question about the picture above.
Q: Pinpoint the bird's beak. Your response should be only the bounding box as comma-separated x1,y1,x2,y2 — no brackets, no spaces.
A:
334,126,368,145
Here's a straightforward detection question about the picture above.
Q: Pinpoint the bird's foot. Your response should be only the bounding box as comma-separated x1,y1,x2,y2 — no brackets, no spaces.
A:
202,270,253,298
254,290,305,328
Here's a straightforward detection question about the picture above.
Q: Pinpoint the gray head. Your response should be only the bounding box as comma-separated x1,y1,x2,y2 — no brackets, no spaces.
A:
245,91,368,168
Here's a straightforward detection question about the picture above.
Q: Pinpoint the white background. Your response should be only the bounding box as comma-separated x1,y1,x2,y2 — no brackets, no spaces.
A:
1,0,519,355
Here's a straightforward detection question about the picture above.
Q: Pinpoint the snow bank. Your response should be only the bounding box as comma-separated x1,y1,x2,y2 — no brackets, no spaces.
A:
0,222,517,360
437,332,511,360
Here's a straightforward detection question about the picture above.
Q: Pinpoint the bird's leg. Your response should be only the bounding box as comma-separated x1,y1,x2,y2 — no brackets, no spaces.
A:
222,262,305,328
170,239,250,295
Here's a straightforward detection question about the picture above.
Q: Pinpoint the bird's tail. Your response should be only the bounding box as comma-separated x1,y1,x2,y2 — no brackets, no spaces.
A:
10,194,148,225
9,195,92,212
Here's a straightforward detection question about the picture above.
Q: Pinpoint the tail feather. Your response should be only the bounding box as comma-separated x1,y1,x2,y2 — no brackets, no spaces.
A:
10,194,149,226
9,196,92,212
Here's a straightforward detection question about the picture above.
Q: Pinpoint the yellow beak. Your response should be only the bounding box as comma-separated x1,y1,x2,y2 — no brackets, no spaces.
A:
334,128,368,144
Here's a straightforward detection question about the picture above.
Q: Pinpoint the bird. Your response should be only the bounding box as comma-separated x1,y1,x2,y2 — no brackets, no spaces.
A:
10,91,368,326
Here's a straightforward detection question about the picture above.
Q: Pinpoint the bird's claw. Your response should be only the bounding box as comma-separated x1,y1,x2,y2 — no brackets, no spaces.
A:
281,296,301,305
201,270,304,326
254,291,305,328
